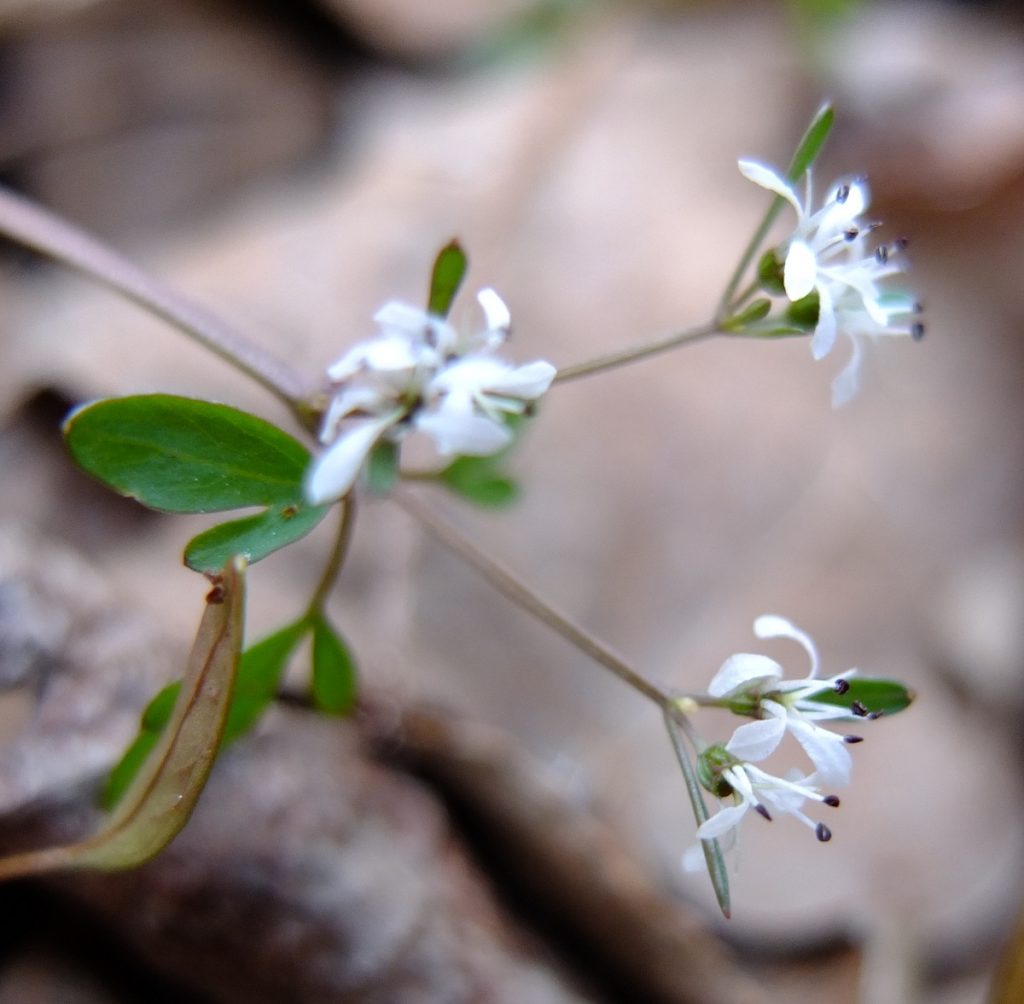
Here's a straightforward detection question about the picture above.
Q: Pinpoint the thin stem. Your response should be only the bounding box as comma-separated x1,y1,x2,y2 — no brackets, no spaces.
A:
552,322,719,384
395,489,671,709
0,184,316,425
306,497,356,615
716,196,785,322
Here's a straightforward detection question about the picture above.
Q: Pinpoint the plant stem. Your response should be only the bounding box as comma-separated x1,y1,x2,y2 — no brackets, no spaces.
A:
306,497,356,615
716,196,785,322
553,322,719,384
0,184,315,425
395,489,671,709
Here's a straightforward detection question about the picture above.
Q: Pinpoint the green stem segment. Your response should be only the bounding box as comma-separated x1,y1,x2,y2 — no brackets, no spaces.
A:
0,184,315,426
553,323,719,384
306,497,356,616
394,490,672,709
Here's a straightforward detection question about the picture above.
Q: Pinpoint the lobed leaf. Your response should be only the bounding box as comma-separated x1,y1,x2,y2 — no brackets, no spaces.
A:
64,394,312,513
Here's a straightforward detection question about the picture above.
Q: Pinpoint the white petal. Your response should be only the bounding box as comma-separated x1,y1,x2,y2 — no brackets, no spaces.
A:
477,287,511,335
304,412,399,505
415,409,511,455
707,653,783,698
753,615,820,678
681,843,708,873
487,360,556,399
697,802,749,840
787,719,852,787
784,241,818,301
831,337,863,409
810,281,837,360
737,159,803,215
725,717,786,763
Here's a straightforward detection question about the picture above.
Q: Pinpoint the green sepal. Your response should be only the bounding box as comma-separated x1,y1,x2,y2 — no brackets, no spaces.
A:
365,440,400,495
310,615,358,716
757,249,786,295
803,678,915,718
184,503,329,573
721,298,772,332
428,240,468,318
786,103,834,182
64,394,312,513
785,290,820,329
696,744,735,799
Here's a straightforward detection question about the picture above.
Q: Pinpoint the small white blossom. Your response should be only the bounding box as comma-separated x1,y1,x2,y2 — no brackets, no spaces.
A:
738,159,923,406
305,289,556,505
697,756,840,844
707,615,864,786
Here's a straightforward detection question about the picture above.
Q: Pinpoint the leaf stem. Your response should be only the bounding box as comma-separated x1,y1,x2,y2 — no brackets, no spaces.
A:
394,489,671,709
0,184,316,426
306,497,356,615
552,322,719,384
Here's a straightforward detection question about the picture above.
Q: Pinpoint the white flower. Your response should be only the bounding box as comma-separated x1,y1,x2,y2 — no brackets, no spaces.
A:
305,289,555,505
738,159,923,406
696,754,840,845
707,615,864,786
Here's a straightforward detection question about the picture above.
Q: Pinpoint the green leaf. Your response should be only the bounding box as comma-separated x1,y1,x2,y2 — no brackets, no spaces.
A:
184,502,329,573
64,394,312,513
224,619,309,742
0,559,246,879
311,616,358,715
803,678,915,718
439,455,520,508
365,440,399,495
104,618,309,811
427,240,468,318
786,103,834,183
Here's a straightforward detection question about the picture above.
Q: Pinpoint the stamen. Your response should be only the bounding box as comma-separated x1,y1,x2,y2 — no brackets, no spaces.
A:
894,236,909,251
844,735,864,744
834,679,851,695
823,794,840,807
875,245,889,264
755,803,773,822
851,700,869,717
816,823,832,842
835,184,851,204
867,711,884,721
911,323,925,341
844,227,859,242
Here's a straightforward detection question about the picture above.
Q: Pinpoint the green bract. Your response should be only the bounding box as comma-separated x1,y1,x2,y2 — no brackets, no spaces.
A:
786,103,834,183
804,677,914,718
427,239,468,318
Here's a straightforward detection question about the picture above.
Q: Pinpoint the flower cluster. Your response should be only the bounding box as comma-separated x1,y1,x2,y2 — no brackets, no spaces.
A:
690,615,871,860
305,290,556,505
739,160,923,407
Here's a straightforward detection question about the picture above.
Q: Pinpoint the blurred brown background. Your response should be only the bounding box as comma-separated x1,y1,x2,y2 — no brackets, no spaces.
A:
0,1,1021,1001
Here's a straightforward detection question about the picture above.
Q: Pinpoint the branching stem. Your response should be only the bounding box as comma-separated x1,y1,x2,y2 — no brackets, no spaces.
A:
0,185,315,427
394,489,672,709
